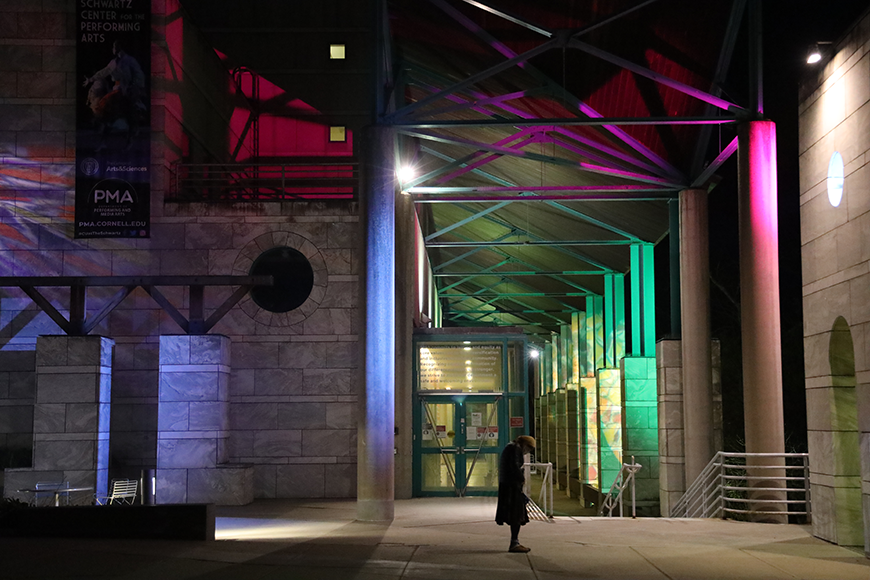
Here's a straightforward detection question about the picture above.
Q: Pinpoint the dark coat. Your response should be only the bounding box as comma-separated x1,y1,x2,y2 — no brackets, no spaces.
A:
495,441,529,526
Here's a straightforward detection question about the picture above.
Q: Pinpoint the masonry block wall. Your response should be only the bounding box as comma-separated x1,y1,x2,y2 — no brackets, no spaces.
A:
0,1,361,501
798,10,870,554
622,355,659,515
656,338,722,516
4,335,112,503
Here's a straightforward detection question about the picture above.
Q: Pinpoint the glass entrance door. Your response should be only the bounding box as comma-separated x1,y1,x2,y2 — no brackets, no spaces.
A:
416,395,502,496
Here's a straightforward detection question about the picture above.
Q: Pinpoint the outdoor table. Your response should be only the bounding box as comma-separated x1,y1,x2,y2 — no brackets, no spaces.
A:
16,486,95,507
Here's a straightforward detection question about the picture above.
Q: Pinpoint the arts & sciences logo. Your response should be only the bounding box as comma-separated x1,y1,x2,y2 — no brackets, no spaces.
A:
80,157,99,176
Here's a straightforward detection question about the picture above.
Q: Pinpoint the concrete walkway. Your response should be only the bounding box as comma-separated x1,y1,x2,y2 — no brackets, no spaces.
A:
2,497,868,579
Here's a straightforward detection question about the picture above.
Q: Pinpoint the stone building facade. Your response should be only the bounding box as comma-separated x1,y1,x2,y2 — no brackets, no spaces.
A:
798,8,870,556
1,1,364,503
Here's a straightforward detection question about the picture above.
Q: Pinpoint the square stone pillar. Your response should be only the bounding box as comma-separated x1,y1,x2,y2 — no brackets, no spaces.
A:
656,338,723,516
157,335,252,505
4,335,113,502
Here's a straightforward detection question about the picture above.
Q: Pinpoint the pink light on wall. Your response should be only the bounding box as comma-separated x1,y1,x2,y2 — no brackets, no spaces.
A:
742,120,779,253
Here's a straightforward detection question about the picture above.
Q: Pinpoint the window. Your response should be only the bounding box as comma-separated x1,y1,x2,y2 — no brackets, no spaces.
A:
249,246,314,313
329,44,345,59
329,126,346,142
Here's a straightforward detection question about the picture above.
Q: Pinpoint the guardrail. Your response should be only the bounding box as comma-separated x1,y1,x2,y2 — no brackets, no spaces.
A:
524,461,554,519
599,456,643,517
170,159,358,202
670,452,811,521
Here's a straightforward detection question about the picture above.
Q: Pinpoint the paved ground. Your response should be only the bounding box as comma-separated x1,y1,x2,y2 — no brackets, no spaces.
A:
1,496,868,580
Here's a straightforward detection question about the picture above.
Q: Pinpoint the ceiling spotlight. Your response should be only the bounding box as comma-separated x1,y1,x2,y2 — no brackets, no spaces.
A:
529,349,539,359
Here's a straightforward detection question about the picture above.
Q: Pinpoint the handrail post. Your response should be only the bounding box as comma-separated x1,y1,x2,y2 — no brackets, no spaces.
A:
803,454,812,523
719,453,726,519
631,456,637,518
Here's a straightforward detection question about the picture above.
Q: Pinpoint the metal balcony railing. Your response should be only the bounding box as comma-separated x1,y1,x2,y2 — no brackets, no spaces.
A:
670,452,811,521
169,158,358,202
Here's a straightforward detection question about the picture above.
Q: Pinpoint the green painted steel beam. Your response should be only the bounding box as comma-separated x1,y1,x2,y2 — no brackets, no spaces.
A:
424,202,511,241
428,240,634,248
434,270,606,277
444,292,591,297
433,231,517,272
439,259,512,292
546,201,642,242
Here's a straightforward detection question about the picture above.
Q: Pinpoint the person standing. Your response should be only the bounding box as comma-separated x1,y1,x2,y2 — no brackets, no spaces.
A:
495,435,535,553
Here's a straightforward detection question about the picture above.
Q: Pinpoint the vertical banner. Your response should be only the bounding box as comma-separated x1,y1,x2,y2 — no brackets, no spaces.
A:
76,1,151,238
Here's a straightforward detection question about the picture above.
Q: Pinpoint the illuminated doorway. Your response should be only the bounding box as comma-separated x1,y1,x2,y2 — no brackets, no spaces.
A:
413,331,528,496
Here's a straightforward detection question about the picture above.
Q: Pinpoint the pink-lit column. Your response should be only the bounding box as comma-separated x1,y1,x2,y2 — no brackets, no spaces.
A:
357,126,396,522
680,188,714,486
737,120,786,522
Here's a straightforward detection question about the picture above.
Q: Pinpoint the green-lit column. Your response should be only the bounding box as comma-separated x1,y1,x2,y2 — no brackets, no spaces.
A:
630,243,656,357
560,324,571,386
625,243,659,512
586,296,604,375
604,273,626,367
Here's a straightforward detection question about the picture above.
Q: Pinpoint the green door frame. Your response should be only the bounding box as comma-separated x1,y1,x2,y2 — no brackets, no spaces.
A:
412,333,529,497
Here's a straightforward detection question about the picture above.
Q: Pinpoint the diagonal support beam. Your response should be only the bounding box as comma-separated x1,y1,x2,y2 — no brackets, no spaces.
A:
569,40,745,113
425,202,511,241
691,136,738,189
19,286,70,334
418,0,683,179
403,129,681,187
388,37,559,121
547,201,642,241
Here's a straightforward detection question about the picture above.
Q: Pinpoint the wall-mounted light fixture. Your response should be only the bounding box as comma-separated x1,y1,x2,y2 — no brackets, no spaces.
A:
807,41,832,64
396,165,416,193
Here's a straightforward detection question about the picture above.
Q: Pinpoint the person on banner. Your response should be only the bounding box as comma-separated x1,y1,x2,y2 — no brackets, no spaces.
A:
495,435,535,553
82,38,146,150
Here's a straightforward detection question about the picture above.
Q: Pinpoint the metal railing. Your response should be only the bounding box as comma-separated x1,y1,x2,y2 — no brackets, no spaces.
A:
524,462,554,519
170,159,358,202
670,452,811,521
599,456,643,517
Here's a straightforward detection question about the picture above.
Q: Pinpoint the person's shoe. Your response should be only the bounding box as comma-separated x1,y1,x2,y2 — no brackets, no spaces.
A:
509,544,531,553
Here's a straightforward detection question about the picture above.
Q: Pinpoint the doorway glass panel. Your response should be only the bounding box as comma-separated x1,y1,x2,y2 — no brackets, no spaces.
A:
421,403,456,449
421,453,456,492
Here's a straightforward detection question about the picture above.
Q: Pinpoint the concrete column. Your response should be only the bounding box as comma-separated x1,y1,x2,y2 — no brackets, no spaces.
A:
357,125,396,521
679,188,714,485
738,120,786,521
394,169,415,500
668,200,681,337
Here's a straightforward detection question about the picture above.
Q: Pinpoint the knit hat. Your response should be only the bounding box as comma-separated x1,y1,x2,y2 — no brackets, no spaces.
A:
516,435,536,449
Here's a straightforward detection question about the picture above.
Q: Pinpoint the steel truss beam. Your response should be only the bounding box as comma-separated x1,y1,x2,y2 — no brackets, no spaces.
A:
409,0,683,179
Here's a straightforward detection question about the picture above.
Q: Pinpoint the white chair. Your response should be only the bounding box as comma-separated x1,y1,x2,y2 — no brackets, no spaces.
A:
95,479,138,505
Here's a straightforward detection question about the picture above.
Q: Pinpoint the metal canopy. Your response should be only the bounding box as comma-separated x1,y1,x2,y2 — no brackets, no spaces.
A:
387,0,749,336
180,0,753,339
